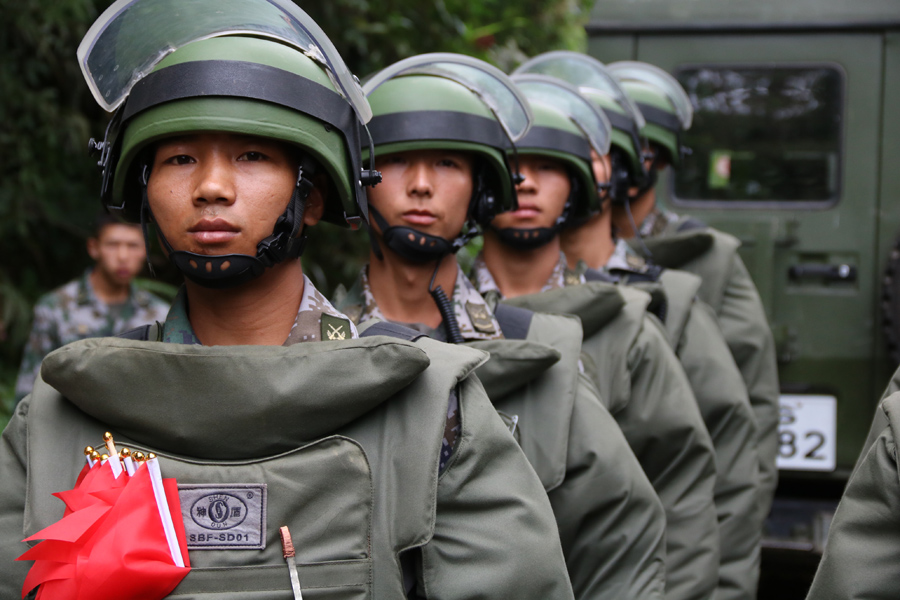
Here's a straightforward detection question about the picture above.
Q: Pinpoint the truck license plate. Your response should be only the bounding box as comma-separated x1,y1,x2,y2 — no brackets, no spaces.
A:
776,394,837,472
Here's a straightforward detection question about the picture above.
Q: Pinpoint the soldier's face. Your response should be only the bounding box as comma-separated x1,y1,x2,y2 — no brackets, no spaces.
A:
491,155,570,230
146,133,324,257
368,149,473,240
87,224,146,286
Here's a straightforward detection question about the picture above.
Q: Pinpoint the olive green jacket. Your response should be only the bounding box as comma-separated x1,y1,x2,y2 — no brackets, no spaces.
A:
469,310,667,600
633,220,780,523
0,335,574,599
855,363,900,473
340,279,667,600
629,269,761,600
503,282,720,600
805,391,900,600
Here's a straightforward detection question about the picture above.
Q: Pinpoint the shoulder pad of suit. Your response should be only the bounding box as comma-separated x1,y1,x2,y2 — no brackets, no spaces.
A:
634,230,716,268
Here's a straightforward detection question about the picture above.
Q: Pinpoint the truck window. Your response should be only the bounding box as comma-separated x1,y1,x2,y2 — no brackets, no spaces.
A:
672,65,844,206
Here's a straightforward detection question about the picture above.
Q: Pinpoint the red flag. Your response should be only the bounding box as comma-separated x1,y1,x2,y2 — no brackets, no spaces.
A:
19,459,190,599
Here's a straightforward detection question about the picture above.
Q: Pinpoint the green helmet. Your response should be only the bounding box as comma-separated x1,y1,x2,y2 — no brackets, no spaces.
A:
360,54,534,262
608,61,694,167
112,36,368,226
510,78,606,223
366,74,514,221
80,0,375,226
78,0,375,287
364,54,536,220
581,90,643,174
511,52,649,201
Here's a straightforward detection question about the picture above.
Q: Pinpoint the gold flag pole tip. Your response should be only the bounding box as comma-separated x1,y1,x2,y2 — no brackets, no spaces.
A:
84,446,96,468
279,526,304,600
101,432,123,478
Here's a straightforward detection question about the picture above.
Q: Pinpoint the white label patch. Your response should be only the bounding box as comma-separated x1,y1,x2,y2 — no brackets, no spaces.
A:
179,484,267,550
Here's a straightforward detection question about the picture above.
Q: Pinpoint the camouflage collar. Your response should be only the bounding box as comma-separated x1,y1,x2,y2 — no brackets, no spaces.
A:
470,251,584,298
639,206,679,238
161,275,357,345
348,263,504,342
77,268,147,308
606,238,649,270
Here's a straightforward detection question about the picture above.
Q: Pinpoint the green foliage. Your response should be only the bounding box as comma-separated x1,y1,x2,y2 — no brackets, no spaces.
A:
0,0,592,421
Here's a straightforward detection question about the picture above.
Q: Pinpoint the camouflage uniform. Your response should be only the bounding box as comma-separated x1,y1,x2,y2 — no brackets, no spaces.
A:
639,206,681,238
14,269,169,401
342,265,503,343
471,252,586,301
607,239,656,271
162,274,358,345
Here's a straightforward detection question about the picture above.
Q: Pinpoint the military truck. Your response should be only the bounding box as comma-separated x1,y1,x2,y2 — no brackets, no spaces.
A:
585,0,900,594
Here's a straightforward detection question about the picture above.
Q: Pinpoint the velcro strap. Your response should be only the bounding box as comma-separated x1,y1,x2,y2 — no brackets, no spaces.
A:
360,321,425,342
493,304,534,340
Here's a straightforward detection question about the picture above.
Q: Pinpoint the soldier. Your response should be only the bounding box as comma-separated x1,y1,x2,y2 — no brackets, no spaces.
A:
512,53,762,600
0,2,574,598
13,214,168,401
470,75,720,600
607,61,781,522
804,389,900,599
337,55,667,600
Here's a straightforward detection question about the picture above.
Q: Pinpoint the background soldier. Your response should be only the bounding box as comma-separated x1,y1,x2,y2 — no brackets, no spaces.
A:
339,57,668,600
470,79,720,600
13,214,167,401
510,53,762,600
608,61,781,523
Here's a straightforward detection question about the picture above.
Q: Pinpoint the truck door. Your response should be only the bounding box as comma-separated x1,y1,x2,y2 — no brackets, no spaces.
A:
628,33,884,481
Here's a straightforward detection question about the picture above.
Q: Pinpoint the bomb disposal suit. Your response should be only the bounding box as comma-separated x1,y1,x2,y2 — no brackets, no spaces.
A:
338,59,666,600
609,61,780,523
469,75,719,600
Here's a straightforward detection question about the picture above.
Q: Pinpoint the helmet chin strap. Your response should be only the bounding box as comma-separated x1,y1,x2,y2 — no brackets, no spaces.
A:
490,222,561,249
138,157,316,290
366,204,459,263
491,173,580,250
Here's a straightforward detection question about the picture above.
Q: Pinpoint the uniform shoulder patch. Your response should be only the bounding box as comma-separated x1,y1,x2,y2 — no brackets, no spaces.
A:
626,253,648,269
465,301,497,334
321,313,351,341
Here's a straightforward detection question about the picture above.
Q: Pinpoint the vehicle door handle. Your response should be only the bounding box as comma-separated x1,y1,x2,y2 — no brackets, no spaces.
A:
788,263,857,282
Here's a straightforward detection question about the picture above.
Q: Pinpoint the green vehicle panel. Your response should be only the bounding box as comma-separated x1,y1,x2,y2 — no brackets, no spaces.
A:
587,0,900,592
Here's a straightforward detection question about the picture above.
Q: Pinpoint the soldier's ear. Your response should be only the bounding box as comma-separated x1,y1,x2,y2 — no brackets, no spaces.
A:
86,237,100,261
301,175,327,228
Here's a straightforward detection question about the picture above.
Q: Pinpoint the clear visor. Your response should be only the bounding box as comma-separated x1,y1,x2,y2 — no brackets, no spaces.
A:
511,74,611,157
77,0,372,122
607,61,693,129
363,53,533,143
513,51,645,130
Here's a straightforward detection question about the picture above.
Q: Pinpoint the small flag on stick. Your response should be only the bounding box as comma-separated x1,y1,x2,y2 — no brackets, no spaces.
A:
18,434,190,599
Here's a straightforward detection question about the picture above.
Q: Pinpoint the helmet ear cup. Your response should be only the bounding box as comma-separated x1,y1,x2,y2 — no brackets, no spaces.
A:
609,149,634,205
468,163,500,226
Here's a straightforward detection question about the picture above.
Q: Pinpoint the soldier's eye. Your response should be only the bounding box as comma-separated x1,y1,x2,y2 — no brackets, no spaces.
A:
163,154,195,166
238,151,267,162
